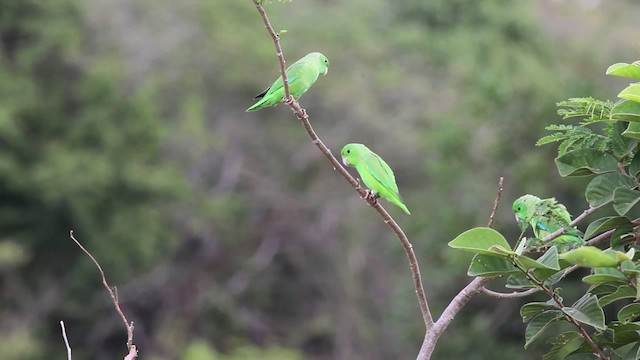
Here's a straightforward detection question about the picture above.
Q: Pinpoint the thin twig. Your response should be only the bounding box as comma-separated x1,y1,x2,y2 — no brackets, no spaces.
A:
487,177,504,228
481,287,540,299
69,231,137,359
249,0,434,332
60,321,72,360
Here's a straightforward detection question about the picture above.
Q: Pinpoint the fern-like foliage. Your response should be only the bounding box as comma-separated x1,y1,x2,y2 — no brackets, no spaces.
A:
537,97,614,155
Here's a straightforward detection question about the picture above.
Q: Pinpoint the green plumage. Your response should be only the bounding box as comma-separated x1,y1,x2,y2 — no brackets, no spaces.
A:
341,143,410,215
246,52,329,112
512,194,584,252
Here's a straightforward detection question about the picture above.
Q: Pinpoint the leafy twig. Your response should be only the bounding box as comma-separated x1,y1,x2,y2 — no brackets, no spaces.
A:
69,231,137,359
250,0,434,337
487,177,504,228
515,263,608,359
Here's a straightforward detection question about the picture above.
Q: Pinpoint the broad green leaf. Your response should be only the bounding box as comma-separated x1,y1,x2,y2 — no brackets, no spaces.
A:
560,246,619,267
521,301,558,322
516,247,560,271
542,332,583,360
628,150,640,176
622,121,640,139
619,84,640,103
598,285,636,307
525,310,563,348
562,294,605,330
584,216,631,240
609,322,640,346
612,100,640,122
611,223,636,248
607,62,640,80
582,267,627,285
612,121,638,160
618,303,640,323
585,173,635,207
613,188,640,216
555,149,618,177
506,273,537,289
467,254,518,277
448,227,512,256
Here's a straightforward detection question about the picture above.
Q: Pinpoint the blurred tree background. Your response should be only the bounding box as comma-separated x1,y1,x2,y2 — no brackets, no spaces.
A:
0,0,638,359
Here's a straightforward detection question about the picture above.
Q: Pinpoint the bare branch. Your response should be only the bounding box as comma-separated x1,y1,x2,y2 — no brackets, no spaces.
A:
249,0,434,332
69,231,137,359
481,287,540,299
487,176,504,228
60,321,72,360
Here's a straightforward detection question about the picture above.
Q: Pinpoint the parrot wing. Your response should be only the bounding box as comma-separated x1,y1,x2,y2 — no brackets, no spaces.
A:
364,152,401,199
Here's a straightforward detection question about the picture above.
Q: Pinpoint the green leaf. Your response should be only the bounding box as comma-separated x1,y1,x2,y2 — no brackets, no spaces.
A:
585,173,635,207
607,62,640,79
613,188,640,216
598,285,636,307
618,303,640,323
611,223,636,248
622,122,640,139
516,247,561,271
521,301,558,322
555,149,618,177
584,216,632,240
619,84,640,103
612,100,640,122
448,227,512,255
467,254,518,277
610,322,640,346
562,294,605,330
560,246,619,268
582,267,627,285
612,121,638,159
506,273,536,289
525,310,563,348
542,332,583,360
629,150,640,177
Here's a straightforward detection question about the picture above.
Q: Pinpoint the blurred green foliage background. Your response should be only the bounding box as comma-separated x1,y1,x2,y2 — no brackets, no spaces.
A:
0,0,638,359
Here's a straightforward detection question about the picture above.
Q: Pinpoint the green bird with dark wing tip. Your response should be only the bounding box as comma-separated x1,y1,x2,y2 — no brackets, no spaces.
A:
246,52,329,112
512,194,584,252
341,143,410,215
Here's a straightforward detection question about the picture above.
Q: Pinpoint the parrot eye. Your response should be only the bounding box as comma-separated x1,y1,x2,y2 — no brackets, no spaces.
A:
346,149,351,153
517,206,521,211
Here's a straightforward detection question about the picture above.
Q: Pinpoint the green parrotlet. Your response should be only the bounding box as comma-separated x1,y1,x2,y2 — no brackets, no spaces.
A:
341,143,410,215
246,52,329,112
512,194,584,252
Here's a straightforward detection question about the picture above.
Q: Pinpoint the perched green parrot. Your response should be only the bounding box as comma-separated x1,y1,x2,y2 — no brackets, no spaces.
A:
341,143,410,215
246,52,329,112
512,194,584,252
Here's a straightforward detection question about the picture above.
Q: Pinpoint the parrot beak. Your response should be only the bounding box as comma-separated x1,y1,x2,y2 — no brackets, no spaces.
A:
341,156,349,166
323,68,328,76
514,214,519,222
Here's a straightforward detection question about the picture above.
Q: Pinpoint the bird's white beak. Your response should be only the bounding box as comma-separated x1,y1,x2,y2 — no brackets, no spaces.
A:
342,156,349,166
323,68,328,76
514,214,520,222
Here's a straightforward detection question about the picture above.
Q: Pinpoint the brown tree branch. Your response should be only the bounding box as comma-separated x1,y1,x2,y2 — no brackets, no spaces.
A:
69,231,138,359
60,320,72,360
487,177,504,228
481,287,540,299
250,0,434,350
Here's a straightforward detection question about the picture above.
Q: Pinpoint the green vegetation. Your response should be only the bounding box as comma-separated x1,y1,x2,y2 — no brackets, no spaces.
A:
0,0,638,359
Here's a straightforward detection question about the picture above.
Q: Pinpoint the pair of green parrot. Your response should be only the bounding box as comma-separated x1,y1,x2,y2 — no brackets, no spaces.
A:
247,52,412,214
512,195,584,252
